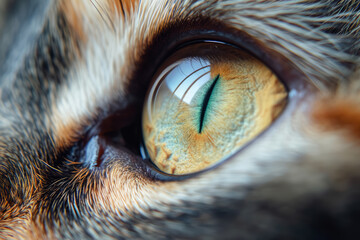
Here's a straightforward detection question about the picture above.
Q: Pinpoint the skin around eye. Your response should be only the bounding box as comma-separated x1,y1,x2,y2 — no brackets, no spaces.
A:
142,42,287,175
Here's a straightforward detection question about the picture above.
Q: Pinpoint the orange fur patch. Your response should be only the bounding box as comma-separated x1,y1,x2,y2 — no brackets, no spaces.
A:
52,117,85,150
312,98,360,140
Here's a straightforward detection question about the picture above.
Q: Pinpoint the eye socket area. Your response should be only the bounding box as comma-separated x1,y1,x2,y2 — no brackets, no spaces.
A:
142,41,288,175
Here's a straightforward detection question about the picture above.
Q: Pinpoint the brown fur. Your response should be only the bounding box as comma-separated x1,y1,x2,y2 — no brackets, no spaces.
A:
105,0,138,16
59,1,87,45
312,98,360,140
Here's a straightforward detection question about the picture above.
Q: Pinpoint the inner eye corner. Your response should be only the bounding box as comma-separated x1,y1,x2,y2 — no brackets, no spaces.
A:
58,104,145,171
141,41,289,177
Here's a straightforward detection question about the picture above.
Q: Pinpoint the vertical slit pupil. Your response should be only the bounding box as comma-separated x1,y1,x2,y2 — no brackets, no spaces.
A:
199,74,220,133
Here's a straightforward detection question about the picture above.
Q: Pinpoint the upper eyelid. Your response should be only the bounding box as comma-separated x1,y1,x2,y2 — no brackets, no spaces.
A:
126,3,357,96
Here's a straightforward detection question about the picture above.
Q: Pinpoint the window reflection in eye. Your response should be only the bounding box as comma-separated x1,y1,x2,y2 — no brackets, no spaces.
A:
142,42,288,175
165,59,211,104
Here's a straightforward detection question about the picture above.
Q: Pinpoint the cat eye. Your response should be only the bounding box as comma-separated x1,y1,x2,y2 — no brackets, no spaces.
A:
142,41,288,175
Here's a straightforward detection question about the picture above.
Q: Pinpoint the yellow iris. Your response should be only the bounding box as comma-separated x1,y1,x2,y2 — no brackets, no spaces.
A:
142,42,287,175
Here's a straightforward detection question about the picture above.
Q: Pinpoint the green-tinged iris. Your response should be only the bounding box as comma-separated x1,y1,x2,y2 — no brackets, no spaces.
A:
142,42,287,175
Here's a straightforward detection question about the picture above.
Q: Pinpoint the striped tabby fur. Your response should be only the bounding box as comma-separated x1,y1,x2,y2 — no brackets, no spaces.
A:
0,0,360,239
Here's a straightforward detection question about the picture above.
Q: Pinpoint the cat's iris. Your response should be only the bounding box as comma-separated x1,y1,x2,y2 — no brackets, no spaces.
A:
142,42,287,175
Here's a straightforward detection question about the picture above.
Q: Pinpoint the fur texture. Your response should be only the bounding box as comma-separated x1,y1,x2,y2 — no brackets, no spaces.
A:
0,0,360,239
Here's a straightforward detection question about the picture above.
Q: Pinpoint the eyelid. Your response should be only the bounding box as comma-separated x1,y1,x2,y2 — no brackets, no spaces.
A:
129,21,309,103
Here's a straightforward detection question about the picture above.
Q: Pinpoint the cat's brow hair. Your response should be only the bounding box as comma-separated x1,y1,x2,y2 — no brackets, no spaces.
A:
0,0,360,239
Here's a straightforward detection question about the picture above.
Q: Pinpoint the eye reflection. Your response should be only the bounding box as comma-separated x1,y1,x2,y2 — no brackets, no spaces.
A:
143,42,287,175
166,59,211,105
146,58,212,124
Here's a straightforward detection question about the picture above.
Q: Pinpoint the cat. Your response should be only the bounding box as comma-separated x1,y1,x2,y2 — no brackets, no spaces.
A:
0,0,360,239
